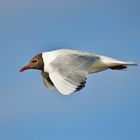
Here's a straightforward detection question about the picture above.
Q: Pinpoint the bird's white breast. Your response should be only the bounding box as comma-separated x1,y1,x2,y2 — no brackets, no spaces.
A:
42,51,60,72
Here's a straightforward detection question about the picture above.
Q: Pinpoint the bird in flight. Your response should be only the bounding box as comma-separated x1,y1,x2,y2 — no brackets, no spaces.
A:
20,49,137,95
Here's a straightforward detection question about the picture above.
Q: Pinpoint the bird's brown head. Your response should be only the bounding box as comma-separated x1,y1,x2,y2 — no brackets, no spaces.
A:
20,53,44,72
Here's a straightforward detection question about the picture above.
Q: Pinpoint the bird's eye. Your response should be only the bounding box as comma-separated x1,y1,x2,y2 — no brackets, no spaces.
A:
32,59,38,63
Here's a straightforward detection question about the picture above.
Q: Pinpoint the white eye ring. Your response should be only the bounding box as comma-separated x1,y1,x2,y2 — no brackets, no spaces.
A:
32,59,38,63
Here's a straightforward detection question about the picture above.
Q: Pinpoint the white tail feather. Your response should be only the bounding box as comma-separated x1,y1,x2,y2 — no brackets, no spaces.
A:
100,55,137,67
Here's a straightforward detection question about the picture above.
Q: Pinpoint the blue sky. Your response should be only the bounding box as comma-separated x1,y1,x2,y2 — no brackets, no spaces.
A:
0,0,140,140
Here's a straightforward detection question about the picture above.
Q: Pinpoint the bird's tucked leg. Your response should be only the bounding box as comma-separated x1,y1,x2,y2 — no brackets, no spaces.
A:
109,65,127,70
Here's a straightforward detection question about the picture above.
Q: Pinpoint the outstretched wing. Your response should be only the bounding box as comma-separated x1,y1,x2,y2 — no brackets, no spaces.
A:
41,71,54,89
48,54,98,95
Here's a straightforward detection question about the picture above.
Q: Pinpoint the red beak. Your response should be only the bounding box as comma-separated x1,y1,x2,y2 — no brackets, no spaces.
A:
19,66,31,72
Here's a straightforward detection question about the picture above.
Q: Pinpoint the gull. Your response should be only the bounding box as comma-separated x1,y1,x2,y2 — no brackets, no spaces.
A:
20,49,137,95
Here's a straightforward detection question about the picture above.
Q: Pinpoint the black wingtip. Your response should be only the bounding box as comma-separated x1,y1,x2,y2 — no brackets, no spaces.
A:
74,79,87,92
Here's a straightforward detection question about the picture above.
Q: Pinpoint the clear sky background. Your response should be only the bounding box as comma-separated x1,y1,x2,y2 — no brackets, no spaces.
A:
0,0,140,140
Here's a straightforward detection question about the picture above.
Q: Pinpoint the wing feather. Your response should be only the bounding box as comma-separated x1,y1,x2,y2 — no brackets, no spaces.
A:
48,53,97,95
41,71,54,89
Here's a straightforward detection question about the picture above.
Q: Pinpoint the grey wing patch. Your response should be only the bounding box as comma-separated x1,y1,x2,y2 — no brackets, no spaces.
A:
51,54,98,73
48,54,97,95
41,71,54,89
